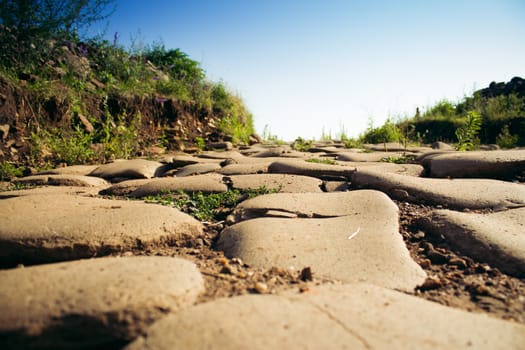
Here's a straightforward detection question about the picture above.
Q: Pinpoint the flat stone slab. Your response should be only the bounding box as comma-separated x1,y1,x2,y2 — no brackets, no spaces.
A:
129,174,228,197
126,283,525,350
249,146,289,157
0,256,204,349
14,174,109,187
197,150,245,160
336,151,405,162
426,150,525,180
230,190,393,221
226,174,322,193
0,194,203,265
269,160,356,179
217,163,269,175
169,154,223,167
37,164,100,176
363,142,431,153
420,207,525,277
174,163,221,177
99,179,152,196
351,169,525,210
0,186,102,199
338,161,425,176
218,191,426,291
89,159,166,180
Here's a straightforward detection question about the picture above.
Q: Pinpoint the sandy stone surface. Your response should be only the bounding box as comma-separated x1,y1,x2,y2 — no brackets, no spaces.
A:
218,191,426,291
37,164,100,176
174,163,221,177
0,185,102,198
2,144,525,349
217,162,269,175
226,174,323,193
0,194,203,265
336,151,405,162
14,174,109,187
351,168,525,209
99,179,153,196
0,256,204,349
427,149,525,180
126,283,525,350
269,159,356,179
89,159,166,179
420,207,525,277
230,190,395,221
169,153,223,167
129,174,228,197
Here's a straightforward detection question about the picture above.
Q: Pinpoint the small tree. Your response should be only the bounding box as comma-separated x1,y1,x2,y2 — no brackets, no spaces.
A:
455,111,482,151
0,0,115,70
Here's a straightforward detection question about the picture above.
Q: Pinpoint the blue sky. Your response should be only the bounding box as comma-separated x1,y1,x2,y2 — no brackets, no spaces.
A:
92,0,525,141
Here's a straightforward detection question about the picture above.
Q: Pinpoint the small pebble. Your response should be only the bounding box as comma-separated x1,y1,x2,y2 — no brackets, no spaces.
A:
254,282,268,294
448,257,467,269
413,231,425,240
299,267,313,281
418,275,443,291
419,258,432,269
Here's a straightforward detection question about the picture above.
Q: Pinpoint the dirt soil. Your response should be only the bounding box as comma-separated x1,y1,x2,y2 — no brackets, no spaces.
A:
105,200,525,325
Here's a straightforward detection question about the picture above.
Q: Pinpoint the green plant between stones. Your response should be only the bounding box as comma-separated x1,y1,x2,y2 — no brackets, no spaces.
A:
455,111,482,151
305,158,337,165
380,154,416,164
144,187,281,221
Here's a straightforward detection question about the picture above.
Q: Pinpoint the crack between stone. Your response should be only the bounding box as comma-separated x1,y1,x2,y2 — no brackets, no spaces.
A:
244,208,343,219
304,300,373,350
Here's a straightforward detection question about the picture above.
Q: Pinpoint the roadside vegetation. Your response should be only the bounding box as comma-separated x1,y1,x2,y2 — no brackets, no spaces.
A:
331,77,524,151
0,1,522,181
0,0,254,173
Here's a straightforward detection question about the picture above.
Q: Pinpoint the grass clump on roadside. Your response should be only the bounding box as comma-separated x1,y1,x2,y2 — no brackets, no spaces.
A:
292,137,314,152
0,162,24,181
144,186,280,221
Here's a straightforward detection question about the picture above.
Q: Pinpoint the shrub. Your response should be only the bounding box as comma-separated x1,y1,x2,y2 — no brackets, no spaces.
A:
0,161,24,181
496,125,519,149
360,118,403,144
292,137,313,151
30,126,95,165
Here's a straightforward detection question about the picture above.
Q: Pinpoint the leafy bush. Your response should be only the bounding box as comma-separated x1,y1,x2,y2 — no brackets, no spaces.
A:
145,45,204,83
0,162,24,181
360,118,403,144
496,125,519,149
30,126,95,165
422,100,456,120
292,137,313,151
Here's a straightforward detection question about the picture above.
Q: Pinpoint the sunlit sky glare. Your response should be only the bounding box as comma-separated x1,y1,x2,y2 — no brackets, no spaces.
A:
92,0,525,141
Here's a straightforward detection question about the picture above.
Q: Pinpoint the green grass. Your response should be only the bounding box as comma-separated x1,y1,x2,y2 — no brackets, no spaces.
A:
292,137,313,151
305,158,337,165
0,162,24,181
380,155,416,164
144,187,280,221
